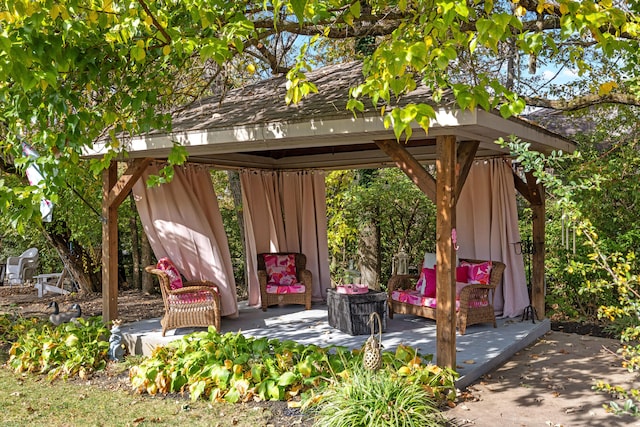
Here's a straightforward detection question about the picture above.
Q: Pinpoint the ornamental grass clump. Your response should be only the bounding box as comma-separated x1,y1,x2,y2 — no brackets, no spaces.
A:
313,366,446,427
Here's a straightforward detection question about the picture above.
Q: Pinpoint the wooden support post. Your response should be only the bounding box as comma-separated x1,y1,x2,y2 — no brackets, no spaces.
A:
513,170,546,319
102,162,118,324
102,158,153,324
527,173,546,319
435,135,457,369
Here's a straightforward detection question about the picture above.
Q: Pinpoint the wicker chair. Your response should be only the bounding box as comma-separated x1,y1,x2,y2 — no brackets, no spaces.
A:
387,258,506,335
145,265,221,336
257,252,313,311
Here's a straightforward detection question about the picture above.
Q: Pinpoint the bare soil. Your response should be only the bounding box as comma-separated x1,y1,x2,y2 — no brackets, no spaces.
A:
3,285,640,426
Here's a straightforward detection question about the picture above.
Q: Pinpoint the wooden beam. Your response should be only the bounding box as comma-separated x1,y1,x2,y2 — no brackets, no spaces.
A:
435,135,457,369
107,158,153,208
375,139,436,203
102,162,119,324
455,141,479,199
524,171,543,206
512,171,535,204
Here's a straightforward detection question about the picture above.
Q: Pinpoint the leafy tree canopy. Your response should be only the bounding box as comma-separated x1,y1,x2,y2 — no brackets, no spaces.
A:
0,0,638,225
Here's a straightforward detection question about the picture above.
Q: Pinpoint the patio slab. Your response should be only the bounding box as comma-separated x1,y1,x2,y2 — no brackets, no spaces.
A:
121,301,549,389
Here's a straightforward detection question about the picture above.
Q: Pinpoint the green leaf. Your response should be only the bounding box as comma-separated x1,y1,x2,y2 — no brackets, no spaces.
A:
277,371,298,386
350,1,361,19
290,0,307,25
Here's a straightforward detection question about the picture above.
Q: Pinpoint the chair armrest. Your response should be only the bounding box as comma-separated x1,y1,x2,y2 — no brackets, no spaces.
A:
298,269,312,289
257,270,268,288
387,274,419,293
168,284,219,297
457,284,494,306
182,280,219,291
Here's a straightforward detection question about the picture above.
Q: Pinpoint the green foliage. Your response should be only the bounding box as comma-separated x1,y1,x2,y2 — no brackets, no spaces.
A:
0,0,637,228
8,316,110,381
129,328,457,407
0,314,40,346
326,168,437,285
312,366,446,427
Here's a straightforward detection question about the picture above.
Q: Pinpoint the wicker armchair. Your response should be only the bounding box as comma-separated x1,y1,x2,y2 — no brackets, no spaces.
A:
257,252,312,311
387,258,506,335
145,265,221,336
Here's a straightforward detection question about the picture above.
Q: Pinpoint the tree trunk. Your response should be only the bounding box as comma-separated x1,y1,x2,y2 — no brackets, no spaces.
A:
129,194,141,290
358,215,380,289
43,224,101,294
140,227,154,294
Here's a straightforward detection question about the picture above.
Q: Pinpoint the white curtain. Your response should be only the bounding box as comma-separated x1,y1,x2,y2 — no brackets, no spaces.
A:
132,163,238,317
456,158,529,317
241,170,331,306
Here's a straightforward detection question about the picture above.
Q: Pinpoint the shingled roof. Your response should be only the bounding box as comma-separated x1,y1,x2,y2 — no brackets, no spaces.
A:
87,61,575,169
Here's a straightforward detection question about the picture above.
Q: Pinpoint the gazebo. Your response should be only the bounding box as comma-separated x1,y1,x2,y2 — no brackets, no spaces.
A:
89,61,575,368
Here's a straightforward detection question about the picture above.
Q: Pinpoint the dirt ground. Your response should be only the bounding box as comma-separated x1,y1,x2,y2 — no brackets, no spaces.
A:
446,331,640,426
3,284,640,426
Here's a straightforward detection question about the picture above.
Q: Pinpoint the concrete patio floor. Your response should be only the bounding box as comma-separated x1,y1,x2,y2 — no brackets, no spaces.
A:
121,301,549,389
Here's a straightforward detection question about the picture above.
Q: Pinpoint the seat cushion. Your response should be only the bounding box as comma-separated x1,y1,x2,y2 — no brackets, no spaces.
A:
157,258,183,290
265,283,306,294
391,289,460,311
263,254,298,285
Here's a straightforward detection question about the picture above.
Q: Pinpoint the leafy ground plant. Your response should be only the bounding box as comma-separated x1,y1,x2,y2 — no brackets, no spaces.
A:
311,365,446,427
129,327,457,409
8,316,110,380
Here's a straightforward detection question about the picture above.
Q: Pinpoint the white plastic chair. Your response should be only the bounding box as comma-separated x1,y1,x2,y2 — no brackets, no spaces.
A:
6,247,39,285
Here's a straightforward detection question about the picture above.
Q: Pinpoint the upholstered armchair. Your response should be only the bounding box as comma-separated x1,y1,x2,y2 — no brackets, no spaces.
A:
257,252,312,311
145,258,221,336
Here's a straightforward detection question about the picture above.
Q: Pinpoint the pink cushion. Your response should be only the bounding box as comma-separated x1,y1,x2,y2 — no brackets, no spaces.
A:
264,254,297,285
416,268,427,295
456,265,469,283
391,289,461,311
423,268,436,297
265,283,306,294
460,261,493,284
157,258,183,290
416,268,434,295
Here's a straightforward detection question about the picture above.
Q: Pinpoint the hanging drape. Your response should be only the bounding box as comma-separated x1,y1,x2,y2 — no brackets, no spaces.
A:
456,158,529,317
240,170,331,306
132,163,238,317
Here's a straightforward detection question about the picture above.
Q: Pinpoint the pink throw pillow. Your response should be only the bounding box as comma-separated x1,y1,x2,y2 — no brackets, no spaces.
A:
416,267,436,297
456,265,469,283
460,261,493,285
424,268,437,297
156,257,183,290
264,254,297,286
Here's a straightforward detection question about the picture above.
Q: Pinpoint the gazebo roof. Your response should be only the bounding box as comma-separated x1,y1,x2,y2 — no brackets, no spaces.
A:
87,61,575,169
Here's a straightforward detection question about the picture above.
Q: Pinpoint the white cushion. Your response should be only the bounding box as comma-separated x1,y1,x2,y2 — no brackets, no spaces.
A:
422,252,459,269
422,253,436,269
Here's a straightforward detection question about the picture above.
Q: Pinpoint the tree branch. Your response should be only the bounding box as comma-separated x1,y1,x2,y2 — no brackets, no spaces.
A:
525,93,640,111
138,0,172,45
